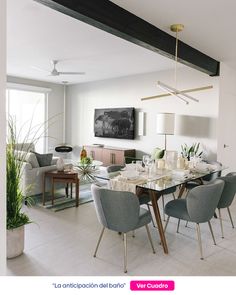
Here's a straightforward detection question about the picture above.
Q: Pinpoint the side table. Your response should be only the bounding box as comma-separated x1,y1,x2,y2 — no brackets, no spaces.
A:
42,170,79,207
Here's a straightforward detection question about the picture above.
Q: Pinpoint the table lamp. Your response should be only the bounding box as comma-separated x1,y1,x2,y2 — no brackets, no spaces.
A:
156,113,175,151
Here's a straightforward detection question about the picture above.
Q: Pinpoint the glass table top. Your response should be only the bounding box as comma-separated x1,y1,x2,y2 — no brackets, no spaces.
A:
94,166,227,193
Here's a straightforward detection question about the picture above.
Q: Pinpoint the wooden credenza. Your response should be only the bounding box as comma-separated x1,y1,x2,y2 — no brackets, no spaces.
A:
84,145,135,166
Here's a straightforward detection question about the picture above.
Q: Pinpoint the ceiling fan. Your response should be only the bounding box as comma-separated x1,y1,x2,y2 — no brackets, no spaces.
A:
33,60,85,76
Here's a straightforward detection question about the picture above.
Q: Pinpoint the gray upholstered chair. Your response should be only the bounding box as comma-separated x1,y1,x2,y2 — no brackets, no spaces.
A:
185,160,222,191
164,179,224,259
217,172,236,238
91,184,155,273
106,164,155,225
106,165,125,173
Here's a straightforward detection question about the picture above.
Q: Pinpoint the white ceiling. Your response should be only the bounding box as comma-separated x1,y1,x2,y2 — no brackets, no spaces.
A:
111,0,236,66
7,0,236,85
7,0,175,85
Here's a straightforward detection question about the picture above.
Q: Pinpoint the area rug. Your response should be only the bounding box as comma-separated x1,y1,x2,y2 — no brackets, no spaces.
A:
32,183,93,212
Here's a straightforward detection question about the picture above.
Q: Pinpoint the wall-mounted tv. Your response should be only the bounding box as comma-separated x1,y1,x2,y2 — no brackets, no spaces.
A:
94,107,135,139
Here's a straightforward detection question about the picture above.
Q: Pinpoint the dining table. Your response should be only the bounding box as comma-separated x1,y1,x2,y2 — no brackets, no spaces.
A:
94,164,227,254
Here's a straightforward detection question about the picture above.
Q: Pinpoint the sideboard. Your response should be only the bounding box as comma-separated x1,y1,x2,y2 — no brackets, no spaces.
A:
84,145,135,166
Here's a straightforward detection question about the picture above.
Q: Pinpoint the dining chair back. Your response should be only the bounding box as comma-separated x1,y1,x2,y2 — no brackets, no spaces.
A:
91,184,155,273
185,160,222,194
217,172,236,238
164,179,225,259
202,160,222,182
187,179,224,223
106,165,124,173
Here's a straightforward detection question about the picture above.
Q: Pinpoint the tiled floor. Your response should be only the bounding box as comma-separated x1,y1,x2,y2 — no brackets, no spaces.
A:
7,194,236,276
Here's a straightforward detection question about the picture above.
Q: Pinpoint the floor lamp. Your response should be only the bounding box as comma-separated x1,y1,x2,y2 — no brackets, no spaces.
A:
55,81,73,153
156,113,175,151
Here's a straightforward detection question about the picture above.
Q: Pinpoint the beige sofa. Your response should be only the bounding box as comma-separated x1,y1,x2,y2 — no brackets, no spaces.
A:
15,143,59,197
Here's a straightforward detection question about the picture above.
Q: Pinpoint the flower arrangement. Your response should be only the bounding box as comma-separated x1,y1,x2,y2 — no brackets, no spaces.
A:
181,142,203,160
73,159,98,182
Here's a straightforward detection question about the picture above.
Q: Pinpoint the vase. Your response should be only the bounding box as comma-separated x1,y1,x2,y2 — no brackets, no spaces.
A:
7,225,24,259
56,157,64,171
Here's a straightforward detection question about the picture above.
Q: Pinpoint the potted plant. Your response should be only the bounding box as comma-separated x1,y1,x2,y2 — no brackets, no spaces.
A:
181,142,203,160
6,114,58,258
6,118,32,258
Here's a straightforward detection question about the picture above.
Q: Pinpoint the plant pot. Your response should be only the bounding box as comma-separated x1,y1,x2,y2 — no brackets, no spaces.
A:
7,225,24,259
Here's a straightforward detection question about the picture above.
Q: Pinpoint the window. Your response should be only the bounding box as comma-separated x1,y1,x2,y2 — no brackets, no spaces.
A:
6,84,49,153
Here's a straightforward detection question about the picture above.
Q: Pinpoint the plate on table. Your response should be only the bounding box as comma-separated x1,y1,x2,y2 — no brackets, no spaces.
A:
120,170,139,180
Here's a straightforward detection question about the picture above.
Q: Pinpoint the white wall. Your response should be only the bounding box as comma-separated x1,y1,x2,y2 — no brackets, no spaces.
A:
7,76,64,153
67,66,219,159
218,63,236,171
0,0,6,275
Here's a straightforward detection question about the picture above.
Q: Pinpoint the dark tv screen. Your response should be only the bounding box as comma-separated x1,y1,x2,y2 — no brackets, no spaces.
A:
94,107,135,139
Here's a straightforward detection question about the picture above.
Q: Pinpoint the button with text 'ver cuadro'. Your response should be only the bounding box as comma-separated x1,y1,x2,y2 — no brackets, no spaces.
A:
130,280,175,291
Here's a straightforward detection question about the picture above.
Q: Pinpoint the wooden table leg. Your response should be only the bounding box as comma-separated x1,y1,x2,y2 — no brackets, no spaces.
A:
150,190,168,254
70,182,73,199
52,177,55,205
75,178,79,207
178,184,186,198
42,173,46,206
65,184,68,197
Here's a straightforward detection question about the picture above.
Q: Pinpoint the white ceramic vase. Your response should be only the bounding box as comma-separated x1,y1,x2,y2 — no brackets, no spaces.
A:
7,225,24,259
56,157,64,171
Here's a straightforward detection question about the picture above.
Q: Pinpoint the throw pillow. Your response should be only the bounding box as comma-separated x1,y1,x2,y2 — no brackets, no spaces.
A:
14,150,39,168
31,151,53,167
26,152,40,168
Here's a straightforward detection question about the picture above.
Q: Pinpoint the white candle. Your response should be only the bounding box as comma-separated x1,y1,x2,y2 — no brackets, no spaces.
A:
157,159,165,169
177,157,185,169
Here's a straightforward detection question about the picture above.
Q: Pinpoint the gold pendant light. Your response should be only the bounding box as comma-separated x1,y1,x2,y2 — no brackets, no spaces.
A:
141,24,213,104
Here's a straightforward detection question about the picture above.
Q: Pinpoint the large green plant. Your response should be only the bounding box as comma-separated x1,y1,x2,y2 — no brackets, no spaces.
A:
6,118,31,229
6,114,55,230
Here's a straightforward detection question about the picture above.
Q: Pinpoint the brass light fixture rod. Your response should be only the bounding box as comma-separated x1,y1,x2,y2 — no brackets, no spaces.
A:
141,85,213,101
141,23,214,103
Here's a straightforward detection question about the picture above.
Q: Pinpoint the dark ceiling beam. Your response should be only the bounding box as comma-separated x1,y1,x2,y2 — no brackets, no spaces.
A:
34,0,220,76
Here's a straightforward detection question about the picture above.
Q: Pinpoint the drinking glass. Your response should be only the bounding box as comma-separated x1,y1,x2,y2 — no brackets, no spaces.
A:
135,160,143,172
142,155,151,168
189,152,198,168
142,155,152,177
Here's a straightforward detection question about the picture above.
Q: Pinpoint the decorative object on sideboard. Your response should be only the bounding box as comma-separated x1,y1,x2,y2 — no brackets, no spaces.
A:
138,111,145,136
156,113,175,151
141,24,213,104
56,157,65,172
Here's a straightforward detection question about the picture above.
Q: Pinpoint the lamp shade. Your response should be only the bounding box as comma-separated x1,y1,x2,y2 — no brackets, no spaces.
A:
156,113,175,135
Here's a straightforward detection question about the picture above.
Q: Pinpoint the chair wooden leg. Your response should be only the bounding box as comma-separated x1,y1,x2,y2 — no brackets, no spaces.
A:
177,219,180,233
196,223,204,260
172,193,176,200
145,224,156,254
124,233,127,273
227,207,234,228
208,221,216,245
93,227,105,257
218,208,224,238
185,221,188,227
161,195,165,221
164,216,170,233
